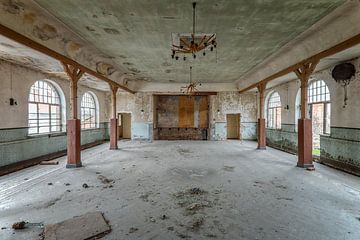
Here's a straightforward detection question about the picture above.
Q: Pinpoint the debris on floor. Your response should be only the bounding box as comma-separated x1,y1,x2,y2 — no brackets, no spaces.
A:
190,217,204,230
43,212,110,240
188,187,206,195
12,221,26,230
40,160,59,165
176,232,191,238
98,175,115,185
306,167,316,171
129,227,138,233
82,183,89,188
174,187,212,216
222,165,235,172
12,221,43,230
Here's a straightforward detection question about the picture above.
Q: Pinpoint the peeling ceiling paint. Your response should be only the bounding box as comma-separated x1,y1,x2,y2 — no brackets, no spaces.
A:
33,0,345,84
0,35,110,91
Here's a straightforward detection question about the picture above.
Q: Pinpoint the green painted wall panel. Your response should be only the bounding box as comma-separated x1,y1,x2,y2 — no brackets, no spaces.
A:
0,122,109,168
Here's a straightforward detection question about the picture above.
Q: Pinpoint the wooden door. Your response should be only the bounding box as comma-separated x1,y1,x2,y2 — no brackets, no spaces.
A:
122,113,131,139
227,114,240,139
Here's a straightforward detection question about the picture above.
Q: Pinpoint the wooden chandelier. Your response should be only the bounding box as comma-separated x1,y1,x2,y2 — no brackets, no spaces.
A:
171,2,217,61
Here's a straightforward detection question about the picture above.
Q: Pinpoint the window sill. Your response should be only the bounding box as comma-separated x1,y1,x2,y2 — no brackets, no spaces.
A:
81,128,101,132
28,132,66,138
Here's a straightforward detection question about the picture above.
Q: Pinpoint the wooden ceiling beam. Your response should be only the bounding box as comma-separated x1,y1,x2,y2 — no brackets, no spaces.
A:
239,33,360,94
0,24,135,94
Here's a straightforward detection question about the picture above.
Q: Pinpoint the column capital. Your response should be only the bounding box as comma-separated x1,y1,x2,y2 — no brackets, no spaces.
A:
110,84,119,95
256,82,267,94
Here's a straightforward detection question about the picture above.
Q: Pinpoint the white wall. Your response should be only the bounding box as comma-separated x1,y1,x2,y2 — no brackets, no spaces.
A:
265,57,360,129
0,60,109,129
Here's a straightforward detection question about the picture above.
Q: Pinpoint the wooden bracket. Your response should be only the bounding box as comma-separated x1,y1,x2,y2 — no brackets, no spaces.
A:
110,84,119,96
294,58,320,83
62,62,84,119
238,33,360,94
0,24,135,94
62,62,84,83
295,58,320,119
256,82,266,94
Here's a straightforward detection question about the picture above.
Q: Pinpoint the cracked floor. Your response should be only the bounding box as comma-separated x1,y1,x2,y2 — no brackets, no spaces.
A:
1,140,360,240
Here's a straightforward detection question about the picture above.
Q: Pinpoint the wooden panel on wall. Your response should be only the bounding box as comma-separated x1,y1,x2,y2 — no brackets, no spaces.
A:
199,96,208,128
179,96,194,128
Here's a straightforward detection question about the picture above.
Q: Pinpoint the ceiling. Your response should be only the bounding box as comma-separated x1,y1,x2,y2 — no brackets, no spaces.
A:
32,0,345,84
0,35,110,91
266,44,360,89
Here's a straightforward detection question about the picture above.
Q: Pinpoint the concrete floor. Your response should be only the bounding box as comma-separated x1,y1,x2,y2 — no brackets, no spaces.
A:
1,140,360,240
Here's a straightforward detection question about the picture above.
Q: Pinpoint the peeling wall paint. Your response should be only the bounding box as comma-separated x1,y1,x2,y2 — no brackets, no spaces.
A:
209,92,257,140
116,92,153,140
265,58,360,173
0,59,110,167
0,60,109,129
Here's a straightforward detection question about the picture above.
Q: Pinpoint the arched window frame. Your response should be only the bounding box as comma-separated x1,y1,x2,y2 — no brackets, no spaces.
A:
308,80,330,104
80,92,99,129
28,80,64,135
295,79,331,134
266,91,282,129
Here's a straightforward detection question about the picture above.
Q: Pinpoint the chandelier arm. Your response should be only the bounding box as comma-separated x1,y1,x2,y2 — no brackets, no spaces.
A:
172,44,182,49
180,38,191,48
198,35,207,47
176,49,192,54
172,45,192,53
197,44,207,51
206,34,216,43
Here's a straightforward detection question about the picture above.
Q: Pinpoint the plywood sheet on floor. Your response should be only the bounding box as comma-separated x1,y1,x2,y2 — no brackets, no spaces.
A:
44,212,110,240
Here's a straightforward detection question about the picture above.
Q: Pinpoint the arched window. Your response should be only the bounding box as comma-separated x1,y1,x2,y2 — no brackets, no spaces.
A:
295,80,331,155
308,80,330,104
267,92,281,129
308,80,331,135
81,92,97,129
28,80,62,134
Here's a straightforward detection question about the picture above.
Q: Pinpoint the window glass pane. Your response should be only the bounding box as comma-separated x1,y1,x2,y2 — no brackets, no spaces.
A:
308,80,330,104
39,126,50,133
81,92,97,129
28,119,38,127
267,92,281,128
28,127,37,135
28,80,61,135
